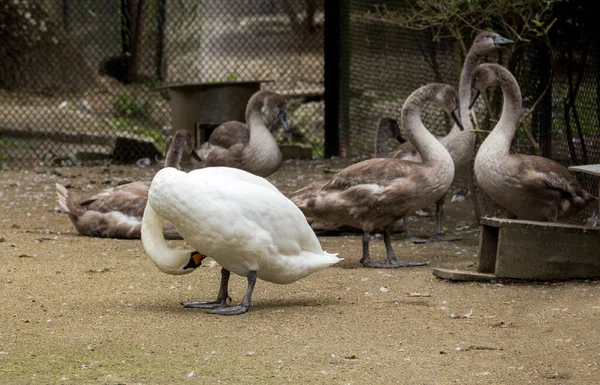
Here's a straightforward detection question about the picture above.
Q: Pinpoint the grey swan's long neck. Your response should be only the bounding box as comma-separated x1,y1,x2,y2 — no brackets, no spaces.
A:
452,45,483,136
482,69,523,157
401,87,452,166
243,93,282,176
374,118,396,157
164,136,189,170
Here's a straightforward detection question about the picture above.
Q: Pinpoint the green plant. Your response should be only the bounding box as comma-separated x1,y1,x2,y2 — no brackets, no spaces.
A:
225,72,239,81
312,145,325,159
112,93,152,118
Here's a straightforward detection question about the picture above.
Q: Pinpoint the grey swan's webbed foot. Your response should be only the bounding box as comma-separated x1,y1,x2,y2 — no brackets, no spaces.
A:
360,231,427,269
427,232,462,242
182,268,233,309
424,201,461,243
403,218,429,244
205,270,257,315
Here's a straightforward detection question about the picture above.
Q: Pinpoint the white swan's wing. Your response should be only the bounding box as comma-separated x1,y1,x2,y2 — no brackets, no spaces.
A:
151,168,321,256
188,166,281,193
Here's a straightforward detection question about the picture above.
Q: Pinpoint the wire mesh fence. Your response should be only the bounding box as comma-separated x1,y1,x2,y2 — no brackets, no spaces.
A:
0,0,325,168
339,0,599,219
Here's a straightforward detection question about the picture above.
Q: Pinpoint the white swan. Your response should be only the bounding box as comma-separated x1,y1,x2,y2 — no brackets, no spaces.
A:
141,166,341,315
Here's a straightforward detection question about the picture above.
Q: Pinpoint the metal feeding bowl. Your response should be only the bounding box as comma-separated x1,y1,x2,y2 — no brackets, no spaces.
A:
156,80,270,147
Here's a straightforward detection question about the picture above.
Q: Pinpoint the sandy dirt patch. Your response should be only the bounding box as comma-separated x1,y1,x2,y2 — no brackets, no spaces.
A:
1,160,599,384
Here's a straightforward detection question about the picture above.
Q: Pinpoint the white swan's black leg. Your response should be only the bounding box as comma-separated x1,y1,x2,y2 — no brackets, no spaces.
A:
403,217,428,244
362,231,427,268
182,268,233,308
427,201,461,242
206,271,257,315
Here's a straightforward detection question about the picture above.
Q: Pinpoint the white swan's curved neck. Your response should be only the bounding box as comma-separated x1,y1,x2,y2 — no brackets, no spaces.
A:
141,202,195,275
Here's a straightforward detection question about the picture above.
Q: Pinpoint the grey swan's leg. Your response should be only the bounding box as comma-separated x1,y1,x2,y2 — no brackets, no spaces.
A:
467,160,482,223
426,197,461,243
182,268,233,308
403,217,428,244
362,231,427,268
359,231,372,265
205,270,257,315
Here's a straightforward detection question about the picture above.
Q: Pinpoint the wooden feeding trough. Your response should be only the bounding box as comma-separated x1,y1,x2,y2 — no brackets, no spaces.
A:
433,217,600,282
156,80,267,147
568,164,600,217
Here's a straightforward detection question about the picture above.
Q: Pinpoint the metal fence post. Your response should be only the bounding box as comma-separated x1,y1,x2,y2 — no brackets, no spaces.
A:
324,0,344,157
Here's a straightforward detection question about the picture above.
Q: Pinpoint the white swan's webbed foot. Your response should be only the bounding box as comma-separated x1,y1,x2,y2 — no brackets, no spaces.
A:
205,270,257,316
182,268,232,309
182,298,231,309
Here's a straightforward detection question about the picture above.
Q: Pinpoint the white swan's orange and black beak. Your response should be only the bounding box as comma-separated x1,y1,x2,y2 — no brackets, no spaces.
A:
469,87,481,110
183,251,207,270
452,107,464,131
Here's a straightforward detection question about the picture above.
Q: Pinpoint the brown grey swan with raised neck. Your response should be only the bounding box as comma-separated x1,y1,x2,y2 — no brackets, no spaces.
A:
374,31,514,243
197,90,290,177
471,63,595,221
56,130,200,239
292,83,463,268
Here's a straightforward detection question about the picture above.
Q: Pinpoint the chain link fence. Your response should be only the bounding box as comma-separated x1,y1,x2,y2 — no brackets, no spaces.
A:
0,0,324,168
339,0,599,219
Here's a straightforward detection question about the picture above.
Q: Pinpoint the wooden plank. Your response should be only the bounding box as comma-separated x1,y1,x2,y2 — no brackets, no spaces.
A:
494,226,600,280
432,268,497,282
569,164,600,177
478,224,498,273
569,164,600,217
480,217,600,235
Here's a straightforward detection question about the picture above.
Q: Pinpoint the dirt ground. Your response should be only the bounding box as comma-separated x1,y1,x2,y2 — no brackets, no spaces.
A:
1,159,599,384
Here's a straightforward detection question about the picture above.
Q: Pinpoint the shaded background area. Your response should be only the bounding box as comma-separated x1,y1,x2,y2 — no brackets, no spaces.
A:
338,0,599,217
0,0,325,165
0,0,598,215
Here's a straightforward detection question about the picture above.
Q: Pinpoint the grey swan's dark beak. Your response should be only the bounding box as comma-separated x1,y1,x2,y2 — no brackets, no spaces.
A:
493,35,514,46
191,147,202,162
451,107,464,131
278,111,291,133
469,87,481,110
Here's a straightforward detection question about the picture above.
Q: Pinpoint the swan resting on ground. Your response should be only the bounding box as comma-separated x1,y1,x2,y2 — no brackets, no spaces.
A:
196,90,290,177
56,130,200,239
141,166,341,315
